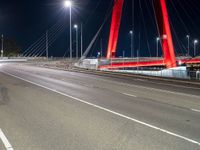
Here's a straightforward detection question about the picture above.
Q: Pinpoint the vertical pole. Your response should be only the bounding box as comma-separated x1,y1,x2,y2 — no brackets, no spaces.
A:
137,49,139,71
187,35,190,56
100,38,103,58
81,23,83,57
1,34,3,58
132,0,134,58
156,38,159,58
46,31,49,59
157,40,158,58
130,32,133,58
194,42,196,57
76,26,78,59
69,6,72,60
123,50,125,70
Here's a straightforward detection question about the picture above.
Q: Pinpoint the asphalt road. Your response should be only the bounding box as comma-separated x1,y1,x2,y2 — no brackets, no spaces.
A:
0,63,200,150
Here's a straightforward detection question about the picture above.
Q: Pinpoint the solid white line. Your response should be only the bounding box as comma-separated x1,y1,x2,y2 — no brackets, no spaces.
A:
0,129,14,150
2,70,200,147
191,109,200,113
123,93,137,98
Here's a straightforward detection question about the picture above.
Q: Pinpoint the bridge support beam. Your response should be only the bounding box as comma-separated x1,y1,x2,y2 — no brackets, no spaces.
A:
106,0,176,68
154,0,177,68
106,0,124,59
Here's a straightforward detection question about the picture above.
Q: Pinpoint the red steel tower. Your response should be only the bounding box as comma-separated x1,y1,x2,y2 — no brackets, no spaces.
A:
106,0,177,68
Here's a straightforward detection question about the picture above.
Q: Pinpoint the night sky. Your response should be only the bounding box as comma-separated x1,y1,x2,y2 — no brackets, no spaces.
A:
0,0,200,57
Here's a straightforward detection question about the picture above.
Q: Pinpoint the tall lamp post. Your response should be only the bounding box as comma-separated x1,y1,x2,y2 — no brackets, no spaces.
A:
64,1,72,60
1,34,3,58
129,30,133,58
81,23,83,57
46,31,49,59
74,24,78,59
194,39,198,57
156,37,160,58
186,35,190,56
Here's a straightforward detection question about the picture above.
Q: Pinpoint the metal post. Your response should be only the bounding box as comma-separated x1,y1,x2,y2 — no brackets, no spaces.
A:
1,34,3,58
137,49,139,71
81,23,83,57
69,6,72,60
157,40,158,58
76,26,78,59
100,38,103,58
156,37,159,58
132,0,134,58
46,31,49,59
187,35,190,56
194,40,198,57
123,50,125,70
130,32,133,58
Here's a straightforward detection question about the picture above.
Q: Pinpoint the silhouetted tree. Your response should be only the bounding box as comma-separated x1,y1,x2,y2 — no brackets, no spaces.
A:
1,38,21,57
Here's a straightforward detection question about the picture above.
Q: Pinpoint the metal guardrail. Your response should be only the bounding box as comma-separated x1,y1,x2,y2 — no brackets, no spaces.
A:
110,69,200,80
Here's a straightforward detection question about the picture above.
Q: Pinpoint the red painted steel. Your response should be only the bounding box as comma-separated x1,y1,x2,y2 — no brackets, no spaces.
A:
106,0,124,59
105,0,178,69
154,0,177,68
99,60,165,69
99,58,200,69
181,58,200,64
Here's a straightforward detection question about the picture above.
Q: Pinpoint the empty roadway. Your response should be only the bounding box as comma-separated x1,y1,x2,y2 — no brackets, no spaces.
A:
0,63,200,150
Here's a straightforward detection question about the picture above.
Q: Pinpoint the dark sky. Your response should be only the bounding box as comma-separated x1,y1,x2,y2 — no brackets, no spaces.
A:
0,0,200,57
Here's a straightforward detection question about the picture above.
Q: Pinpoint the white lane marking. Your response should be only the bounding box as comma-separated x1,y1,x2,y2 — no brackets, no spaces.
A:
0,129,14,150
5,65,200,98
191,109,200,113
92,77,200,99
123,93,137,98
2,71,200,147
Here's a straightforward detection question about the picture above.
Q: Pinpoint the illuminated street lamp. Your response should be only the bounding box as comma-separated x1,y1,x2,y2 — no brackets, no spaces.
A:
64,1,72,59
74,24,78,59
64,0,72,7
156,37,160,58
186,35,190,56
129,30,133,58
194,39,198,57
1,34,3,58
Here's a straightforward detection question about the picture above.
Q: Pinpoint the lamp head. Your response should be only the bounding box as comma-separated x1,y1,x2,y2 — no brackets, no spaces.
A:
64,1,72,8
194,40,198,44
74,24,78,29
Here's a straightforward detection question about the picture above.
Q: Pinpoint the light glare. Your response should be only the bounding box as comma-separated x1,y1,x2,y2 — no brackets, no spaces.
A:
64,1,72,8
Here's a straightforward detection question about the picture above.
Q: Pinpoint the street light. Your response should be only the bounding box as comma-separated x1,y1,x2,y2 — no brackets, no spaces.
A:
64,0,72,8
81,23,83,57
1,34,3,58
186,35,190,56
64,0,72,60
129,30,133,58
156,37,160,58
194,39,198,57
74,24,78,59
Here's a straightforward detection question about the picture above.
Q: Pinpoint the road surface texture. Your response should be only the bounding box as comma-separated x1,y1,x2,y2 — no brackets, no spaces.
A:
0,63,200,150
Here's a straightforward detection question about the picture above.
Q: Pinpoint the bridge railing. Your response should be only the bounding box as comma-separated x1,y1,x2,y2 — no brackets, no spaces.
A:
110,69,200,80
